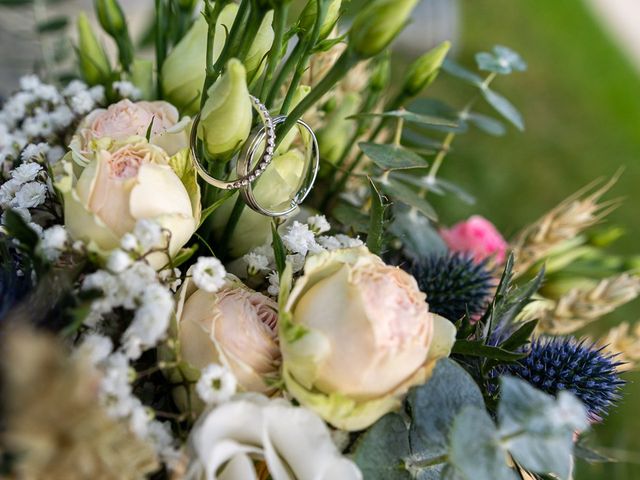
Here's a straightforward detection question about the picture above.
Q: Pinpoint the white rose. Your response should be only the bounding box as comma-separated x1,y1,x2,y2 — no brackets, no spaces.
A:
187,394,362,480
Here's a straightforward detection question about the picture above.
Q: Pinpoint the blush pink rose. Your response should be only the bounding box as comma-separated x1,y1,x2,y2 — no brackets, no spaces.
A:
71,99,190,160
440,215,507,264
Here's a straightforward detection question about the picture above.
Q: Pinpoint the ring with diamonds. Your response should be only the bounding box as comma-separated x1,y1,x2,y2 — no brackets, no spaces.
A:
237,115,319,217
190,95,276,190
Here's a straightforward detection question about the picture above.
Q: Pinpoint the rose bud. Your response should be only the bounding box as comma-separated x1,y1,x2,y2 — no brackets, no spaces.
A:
198,59,253,158
349,0,419,59
58,137,200,268
70,98,190,160
176,279,281,394
76,13,111,86
440,215,508,265
280,247,456,431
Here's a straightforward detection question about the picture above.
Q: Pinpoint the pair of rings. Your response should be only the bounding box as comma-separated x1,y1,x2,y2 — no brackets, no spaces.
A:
190,95,319,217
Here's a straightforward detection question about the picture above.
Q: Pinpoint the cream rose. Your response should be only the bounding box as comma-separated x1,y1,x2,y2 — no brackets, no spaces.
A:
187,394,362,480
71,99,190,162
58,137,200,268
176,278,280,394
279,246,456,431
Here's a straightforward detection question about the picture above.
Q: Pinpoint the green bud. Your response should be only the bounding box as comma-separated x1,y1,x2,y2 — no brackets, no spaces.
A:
402,41,451,96
369,52,391,92
76,12,111,86
162,3,238,114
177,0,199,10
95,0,127,36
130,58,155,100
198,59,253,157
245,10,275,80
317,92,361,165
349,0,418,59
299,0,342,40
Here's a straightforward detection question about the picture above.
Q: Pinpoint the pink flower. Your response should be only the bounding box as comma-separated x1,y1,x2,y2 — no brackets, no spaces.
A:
440,215,507,264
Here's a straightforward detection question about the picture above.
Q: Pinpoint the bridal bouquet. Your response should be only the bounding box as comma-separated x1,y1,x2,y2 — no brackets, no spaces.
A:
1,1,638,479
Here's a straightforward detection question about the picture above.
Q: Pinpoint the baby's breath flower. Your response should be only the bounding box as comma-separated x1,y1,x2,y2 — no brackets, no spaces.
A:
307,214,331,234
14,181,47,208
38,225,69,262
107,249,133,273
75,333,113,366
267,270,280,297
120,232,139,252
195,364,238,405
192,256,227,293
21,142,49,162
70,90,96,114
134,219,165,251
282,221,317,256
113,81,142,100
244,252,270,275
11,162,42,184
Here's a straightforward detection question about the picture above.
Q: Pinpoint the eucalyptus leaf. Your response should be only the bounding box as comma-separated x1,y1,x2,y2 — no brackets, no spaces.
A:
389,205,447,260
379,179,437,220
442,59,484,87
332,202,369,233
351,110,459,129
352,413,413,480
360,142,428,170
464,112,507,136
481,88,524,131
407,359,485,466
449,406,517,480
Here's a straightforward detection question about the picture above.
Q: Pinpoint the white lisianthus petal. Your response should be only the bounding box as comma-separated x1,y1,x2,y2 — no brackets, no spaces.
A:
218,454,259,480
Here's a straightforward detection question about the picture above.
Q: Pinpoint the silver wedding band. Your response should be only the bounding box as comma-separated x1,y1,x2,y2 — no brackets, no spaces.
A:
190,98,319,218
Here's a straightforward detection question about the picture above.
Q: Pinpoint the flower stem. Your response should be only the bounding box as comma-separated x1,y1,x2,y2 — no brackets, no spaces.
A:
155,0,168,98
258,3,290,99
200,0,230,109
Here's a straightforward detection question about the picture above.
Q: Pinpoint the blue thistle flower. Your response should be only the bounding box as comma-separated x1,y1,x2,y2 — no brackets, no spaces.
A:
505,337,625,421
0,240,33,320
408,252,494,321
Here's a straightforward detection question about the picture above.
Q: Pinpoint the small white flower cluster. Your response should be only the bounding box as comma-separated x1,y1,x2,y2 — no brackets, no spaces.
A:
75,334,180,466
120,219,171,256
0,76,105,173
192,256,227,292
241,214,363,296
195,363,237,405
37,225,69,262
113,80,142,100
82,254,174,360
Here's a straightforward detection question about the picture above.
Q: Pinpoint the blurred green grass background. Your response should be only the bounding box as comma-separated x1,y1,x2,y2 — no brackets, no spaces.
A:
422,1,640,478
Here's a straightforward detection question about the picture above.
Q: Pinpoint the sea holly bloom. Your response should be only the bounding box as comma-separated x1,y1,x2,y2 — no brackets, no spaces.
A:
70,99,190,161
57,137,200,268
279,246,456,431
440,215,508,264
175,278,281,395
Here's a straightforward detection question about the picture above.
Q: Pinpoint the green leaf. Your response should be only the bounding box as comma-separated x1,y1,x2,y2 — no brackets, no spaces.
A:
464,112,507,136
360,142,428,171
407,359,485,470
498,377,589,479
574,437,617,464
442,59,484,87
449,406,517,480
0,0,33,5
199,191,235,226
172,244,198,268
332,202,369,233
481,88,524,131
429,177,476,205
3,210,39,252
37,16,69,33
367,179,387,255
271,222,286,276
352,413,413,480
145,116,155,141
351,110,459,130
452,340,527,362
499,319,538,352
389,205,447,259
379,178,437,221
476,46,527,75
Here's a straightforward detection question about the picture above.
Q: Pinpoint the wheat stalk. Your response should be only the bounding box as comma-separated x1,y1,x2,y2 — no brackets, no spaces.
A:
511,173,622,277
594,322,640,372
523,273,640,335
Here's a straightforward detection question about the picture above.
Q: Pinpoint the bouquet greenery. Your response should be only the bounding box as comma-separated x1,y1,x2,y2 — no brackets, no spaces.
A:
0,0,638,479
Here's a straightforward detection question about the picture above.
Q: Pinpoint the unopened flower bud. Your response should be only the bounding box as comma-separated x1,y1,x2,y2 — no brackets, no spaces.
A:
95,0,127,36
317,92,361,165
130,58,155,100
402,41,451,97
299,0,342,40
349,0,419,59
245,10,275,80
369,52,391,92
76,13,111,86
198,59,253,157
